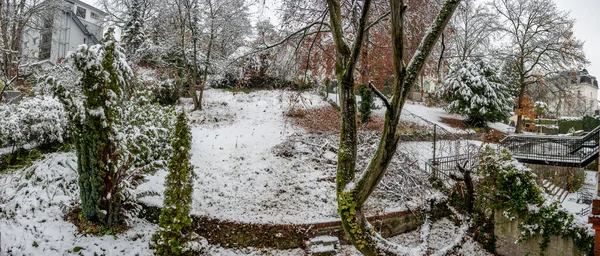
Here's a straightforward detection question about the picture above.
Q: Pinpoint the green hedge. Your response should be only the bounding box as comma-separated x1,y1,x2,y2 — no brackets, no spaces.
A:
558,118,583,134
536,119,557,125
582,116,600,131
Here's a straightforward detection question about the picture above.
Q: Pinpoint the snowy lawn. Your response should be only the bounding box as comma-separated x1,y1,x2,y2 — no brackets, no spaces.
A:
138,89,455,224
0,151,488,255
326,93,515,134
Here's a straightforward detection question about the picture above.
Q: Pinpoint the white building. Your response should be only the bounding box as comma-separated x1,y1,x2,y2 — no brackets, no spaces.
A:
21,0,106,64
548,69,599,117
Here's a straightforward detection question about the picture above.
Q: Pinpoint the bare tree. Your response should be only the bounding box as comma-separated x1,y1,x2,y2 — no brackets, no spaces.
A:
0,0,46,97
491,0,586,133
327,0,462,254
448,0,497,61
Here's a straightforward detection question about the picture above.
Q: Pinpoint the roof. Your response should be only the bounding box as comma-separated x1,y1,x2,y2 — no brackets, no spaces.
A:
65,0,108,16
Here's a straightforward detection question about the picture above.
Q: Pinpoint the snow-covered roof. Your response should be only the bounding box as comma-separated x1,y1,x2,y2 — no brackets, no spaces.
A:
65,0,108,16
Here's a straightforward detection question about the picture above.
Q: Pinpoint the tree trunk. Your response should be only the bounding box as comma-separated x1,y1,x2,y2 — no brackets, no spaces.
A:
515,83,526,133
328,0,462,254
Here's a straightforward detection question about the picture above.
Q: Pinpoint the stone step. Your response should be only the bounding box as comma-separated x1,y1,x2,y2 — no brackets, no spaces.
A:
557,189,568,203
306,236,340,256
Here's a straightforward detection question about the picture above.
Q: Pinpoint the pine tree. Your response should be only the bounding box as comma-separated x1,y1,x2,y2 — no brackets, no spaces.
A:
358,83,374,124
152,111,199,255
122,0,145,55
443,59,513,127
69,27,132,227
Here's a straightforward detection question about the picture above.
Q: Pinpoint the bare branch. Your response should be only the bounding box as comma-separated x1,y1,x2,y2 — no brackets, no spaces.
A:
368,81,391,112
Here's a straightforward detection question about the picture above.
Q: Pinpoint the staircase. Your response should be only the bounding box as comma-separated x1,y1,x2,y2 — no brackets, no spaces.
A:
501,126,600,167
540,179,569,203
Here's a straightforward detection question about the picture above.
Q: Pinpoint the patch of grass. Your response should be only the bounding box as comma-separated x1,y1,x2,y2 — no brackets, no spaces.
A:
0,142,69,173
65,206,128,237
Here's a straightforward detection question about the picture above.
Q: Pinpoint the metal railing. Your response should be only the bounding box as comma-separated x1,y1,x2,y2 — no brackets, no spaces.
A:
426,153,479,186
501,126,600,167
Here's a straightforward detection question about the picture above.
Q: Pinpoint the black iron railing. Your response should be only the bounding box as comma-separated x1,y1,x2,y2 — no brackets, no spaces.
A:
501,126,600,167
426,153,478,184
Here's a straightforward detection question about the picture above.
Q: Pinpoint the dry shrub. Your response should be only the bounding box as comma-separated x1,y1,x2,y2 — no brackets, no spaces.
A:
292,106,384,133
482,129,506,144
285,107,307,118
440,117,469,130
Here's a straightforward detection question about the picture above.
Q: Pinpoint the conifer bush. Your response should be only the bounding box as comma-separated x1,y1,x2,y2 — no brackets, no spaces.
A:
47,27,174,228
152,112,203,255
442,59,513,127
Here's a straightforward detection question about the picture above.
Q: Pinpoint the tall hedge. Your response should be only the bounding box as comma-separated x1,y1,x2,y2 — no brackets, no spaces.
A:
557,118,583,134
582,116,600,132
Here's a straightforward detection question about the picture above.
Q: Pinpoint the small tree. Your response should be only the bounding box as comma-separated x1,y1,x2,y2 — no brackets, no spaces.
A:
358,83,374,124
122,0,145,55
443,59,513,126
152,111,201,255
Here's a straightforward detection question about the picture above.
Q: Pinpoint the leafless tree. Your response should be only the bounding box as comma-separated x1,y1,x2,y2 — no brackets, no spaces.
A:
448,0,497,62
327,0,462,254
0,0,48,98
491,0,586,133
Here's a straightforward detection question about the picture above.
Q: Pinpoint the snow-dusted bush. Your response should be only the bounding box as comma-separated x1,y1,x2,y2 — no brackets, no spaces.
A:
0,96,68,147
152,112,203,255
442,59,513,126
46,27,175,228
475,147,593,254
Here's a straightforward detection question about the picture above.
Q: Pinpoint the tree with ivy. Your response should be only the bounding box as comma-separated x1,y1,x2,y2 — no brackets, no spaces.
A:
122,0,145,55
442,59,513,127
152,112,201,255
358,83,374,124
67,27,132,227
474,147,593,254
326,0,463,254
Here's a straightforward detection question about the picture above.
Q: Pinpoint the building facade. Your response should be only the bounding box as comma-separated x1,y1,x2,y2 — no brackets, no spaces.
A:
21,0,106,64
557,69,599,117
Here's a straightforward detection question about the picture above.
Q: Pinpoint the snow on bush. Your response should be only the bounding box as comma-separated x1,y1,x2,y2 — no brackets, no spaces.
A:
0,96,68,147
442,59,513,126
42,27,175,227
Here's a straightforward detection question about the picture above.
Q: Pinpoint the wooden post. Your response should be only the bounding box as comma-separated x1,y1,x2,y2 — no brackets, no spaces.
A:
589,135,600,255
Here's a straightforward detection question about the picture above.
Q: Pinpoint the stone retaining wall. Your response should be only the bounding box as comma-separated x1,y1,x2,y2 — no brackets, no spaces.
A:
494,210,583,256
140,204,437,249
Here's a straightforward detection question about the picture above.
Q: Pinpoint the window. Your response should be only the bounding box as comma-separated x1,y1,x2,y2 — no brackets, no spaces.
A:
76,6,86,19
33,37,37,44
91,12,99,20
83,38,86,44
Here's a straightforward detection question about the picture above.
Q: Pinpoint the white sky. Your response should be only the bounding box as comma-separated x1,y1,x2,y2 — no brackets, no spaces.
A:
553,0,600,77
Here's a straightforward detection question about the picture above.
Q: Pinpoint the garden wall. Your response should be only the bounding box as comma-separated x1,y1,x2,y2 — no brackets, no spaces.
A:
141,203,438,249
494,210,583,256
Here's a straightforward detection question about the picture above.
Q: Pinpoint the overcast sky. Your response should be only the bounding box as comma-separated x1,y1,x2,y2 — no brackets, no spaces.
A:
553,0,600,77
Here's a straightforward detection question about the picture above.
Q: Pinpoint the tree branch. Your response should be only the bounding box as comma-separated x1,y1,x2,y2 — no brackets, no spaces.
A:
368,81,391,111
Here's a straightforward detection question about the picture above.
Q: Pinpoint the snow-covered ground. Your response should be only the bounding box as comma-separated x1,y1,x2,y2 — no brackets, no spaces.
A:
326,93,515,134
561,171,597,224
0,152,488,255
137,90,471,224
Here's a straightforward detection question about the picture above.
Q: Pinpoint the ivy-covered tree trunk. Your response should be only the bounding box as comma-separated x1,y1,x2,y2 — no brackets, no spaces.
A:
152,112,198,255
326,0,461,254
70,28,131,227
